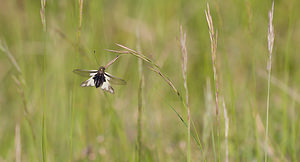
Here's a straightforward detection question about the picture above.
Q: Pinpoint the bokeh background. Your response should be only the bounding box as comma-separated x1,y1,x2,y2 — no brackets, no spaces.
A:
0,0,300,161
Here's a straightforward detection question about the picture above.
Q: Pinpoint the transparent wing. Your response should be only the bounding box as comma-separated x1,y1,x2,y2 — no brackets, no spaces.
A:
73,69,98,77
105,72,127,85
80,75,96,87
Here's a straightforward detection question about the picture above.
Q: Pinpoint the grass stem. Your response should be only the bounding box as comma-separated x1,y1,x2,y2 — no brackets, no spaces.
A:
179,26,191,162
70,0,84,161
136,30,144,162
265,2,275,162
40,0,47,161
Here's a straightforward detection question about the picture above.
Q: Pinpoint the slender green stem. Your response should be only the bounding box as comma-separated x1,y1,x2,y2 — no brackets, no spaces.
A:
69,90,75,162
42,113,47,162
69,1,83,161
212,129,217,162
169,105,203,152
264,66,271,162
42,31,47,162
136,35,144,161
41,13,47,162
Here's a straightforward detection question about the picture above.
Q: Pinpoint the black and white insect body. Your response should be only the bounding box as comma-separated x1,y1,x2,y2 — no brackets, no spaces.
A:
73,66,126,94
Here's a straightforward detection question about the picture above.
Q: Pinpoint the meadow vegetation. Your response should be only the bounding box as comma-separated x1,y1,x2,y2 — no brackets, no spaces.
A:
0,0,300,161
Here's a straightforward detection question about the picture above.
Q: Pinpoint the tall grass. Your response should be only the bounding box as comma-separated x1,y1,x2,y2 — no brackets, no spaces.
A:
265,2,275,162
136,29,144,162
205,3,219,124
205,3,220,161
40,0,47,161
0,40,37,160
1,0,299,161
15,123,21,162
179,26,191,162
107,43,204,160
70,0,84,161
107,44,180,96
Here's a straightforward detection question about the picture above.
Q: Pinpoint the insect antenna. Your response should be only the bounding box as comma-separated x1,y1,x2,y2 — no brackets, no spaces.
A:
91,50,101,66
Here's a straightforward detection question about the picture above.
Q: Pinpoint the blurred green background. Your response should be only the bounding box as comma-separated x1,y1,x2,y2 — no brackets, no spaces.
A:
0,0,300,161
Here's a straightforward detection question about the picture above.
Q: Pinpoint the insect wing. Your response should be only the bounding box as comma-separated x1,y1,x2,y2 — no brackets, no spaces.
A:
101,81,114,94
80,77,95,87
104,72,127,85
73,69,98,77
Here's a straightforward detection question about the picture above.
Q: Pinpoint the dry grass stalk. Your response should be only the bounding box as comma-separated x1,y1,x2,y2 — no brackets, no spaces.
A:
40,1,48,159
76,0,84,50
179,25,191,162
107,44,179,96
205,3,219,123
267,2,275,58
265,1,275,162
78,0,83,31
12,76,28,114
114,44,157,68
40,0,46,32
104,55,121,68
149,67,179,96
15,123,21,162
222,98,229,162
0,40,22,73
105,49,129,54
179,26,189,110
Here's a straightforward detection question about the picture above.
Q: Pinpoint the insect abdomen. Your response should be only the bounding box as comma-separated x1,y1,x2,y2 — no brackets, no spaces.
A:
93,73,106,88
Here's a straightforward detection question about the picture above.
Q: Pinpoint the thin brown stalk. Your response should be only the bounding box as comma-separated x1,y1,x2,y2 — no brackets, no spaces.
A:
149,67,179,96
0,40,22,73
115,43,160,69
104,55,121,68
205,4,221,161
107,44,180,96
265,1,275,162
179,25,191,162
77,0,84,49
79,0,83,31
15,123,21,162
205,3,219,124
105,49,129,54
40,0,46,32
